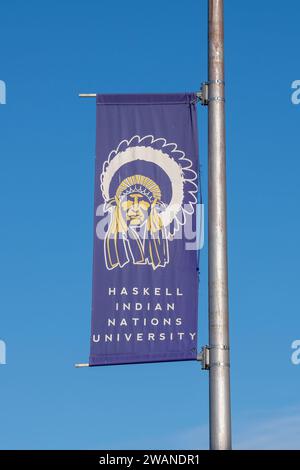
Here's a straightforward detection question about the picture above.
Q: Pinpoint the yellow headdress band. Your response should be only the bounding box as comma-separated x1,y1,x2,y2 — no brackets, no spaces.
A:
115,175,161,202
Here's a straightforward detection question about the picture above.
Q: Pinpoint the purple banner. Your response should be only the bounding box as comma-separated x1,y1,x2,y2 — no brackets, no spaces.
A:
90,93,200,366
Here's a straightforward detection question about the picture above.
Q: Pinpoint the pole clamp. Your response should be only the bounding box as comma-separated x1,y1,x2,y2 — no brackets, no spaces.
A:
209,344,230,351
209,96,225,103
197,344,230,370
198,80,226,106
207,79,225,86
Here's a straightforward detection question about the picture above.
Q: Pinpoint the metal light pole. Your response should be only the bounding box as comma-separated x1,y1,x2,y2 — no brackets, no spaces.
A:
208,0,232,450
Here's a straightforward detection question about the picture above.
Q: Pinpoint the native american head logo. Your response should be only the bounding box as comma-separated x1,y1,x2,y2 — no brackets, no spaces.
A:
100,135,198,270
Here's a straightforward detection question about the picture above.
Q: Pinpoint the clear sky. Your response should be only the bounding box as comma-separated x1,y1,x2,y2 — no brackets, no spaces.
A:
0,0,300,450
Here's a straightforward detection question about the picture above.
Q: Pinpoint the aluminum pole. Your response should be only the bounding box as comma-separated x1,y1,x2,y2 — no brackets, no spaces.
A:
208,0,232,450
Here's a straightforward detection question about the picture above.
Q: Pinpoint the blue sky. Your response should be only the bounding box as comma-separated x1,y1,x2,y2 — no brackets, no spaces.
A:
0,0,300,449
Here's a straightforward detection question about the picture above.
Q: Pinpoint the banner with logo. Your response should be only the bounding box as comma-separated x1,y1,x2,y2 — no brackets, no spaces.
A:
90,93,200,366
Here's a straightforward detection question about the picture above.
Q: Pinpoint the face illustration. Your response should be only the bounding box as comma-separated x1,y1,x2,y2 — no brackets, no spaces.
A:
121,193,151,226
